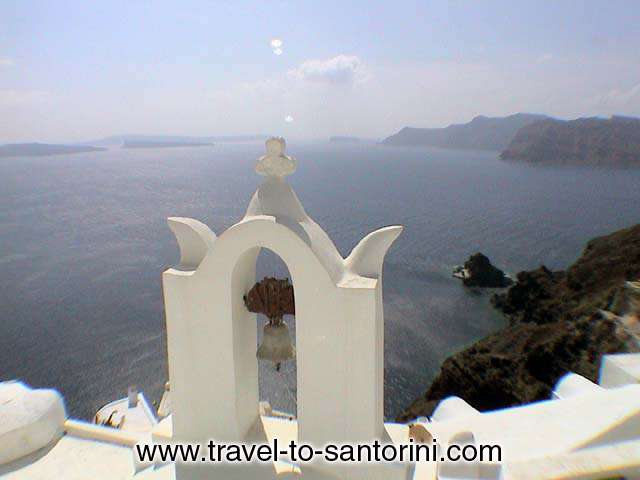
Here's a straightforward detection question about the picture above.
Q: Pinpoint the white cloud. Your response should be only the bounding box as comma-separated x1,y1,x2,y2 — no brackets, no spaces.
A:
288,55,366,85
4,51,639,142
0,57,14,67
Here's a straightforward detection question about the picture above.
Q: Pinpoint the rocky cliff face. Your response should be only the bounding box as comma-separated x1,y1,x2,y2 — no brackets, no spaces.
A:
398,224,640,422
383,113,549,151
501,116,640,166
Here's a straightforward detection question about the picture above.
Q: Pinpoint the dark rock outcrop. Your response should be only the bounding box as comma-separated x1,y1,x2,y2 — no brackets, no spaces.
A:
398,224,640,422
382,113,550,151
455,253,513,288
501,115,640,166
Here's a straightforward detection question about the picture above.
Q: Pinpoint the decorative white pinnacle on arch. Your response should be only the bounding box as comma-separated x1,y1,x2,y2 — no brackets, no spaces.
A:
161,138,407,479
255,137,297,177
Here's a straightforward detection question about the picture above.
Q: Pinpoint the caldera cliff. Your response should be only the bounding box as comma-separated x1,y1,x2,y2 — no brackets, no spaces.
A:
501,115,640,166
398,224,640,422
383,113,549,151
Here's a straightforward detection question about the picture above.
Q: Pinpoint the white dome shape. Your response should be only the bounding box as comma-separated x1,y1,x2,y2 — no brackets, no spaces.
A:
431,396,480,422
553,373,602,400
0,381,66,465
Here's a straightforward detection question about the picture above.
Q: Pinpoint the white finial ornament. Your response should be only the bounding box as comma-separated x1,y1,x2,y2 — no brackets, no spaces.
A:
256,137,297,177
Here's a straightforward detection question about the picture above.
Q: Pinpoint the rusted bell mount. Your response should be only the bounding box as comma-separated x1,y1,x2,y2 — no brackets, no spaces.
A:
244,277,295,370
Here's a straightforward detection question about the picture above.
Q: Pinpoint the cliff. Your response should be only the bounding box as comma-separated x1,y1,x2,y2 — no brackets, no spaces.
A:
501,116,640,166
382,113,549,151
398,224,640,422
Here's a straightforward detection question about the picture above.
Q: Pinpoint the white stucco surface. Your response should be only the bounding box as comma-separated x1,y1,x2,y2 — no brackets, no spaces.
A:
600,352,640,388
0,434,134,480
552,373,602,399
430,396,480,422
502,438,640,480
418,384,640,463
0,381,66,466
94,392,158,434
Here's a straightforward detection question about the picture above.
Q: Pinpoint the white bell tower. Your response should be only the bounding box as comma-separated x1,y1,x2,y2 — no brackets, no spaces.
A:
162,138,406,479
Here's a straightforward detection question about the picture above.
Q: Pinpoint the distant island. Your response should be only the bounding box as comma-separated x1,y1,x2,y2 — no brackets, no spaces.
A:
0,143,105,158
382,113,550,151
501,116,640,166
122,140,214,149
86,134,267,147
329,136,361,143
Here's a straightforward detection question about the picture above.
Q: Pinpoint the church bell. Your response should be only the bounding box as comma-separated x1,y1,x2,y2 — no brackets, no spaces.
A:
257,320,296,364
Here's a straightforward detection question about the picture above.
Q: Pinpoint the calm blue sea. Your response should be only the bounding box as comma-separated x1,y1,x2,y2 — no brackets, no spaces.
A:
1,142,639,419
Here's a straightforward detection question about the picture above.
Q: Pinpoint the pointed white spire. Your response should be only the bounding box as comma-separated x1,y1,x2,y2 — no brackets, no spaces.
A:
255,137,297,177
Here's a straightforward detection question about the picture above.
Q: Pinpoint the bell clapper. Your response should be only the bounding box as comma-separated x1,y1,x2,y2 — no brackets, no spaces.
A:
268,317,285,371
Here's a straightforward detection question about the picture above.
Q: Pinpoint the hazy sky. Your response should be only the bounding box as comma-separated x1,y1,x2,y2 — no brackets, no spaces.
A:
2,0,640,142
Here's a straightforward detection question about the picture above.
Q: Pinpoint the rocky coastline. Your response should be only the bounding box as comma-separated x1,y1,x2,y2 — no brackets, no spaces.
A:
398,224,640,422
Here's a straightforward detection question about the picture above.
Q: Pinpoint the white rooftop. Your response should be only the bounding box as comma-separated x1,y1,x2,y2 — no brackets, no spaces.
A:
2,358,639,480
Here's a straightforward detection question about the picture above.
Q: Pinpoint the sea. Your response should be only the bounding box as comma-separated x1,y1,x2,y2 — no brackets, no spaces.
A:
1,141,639,420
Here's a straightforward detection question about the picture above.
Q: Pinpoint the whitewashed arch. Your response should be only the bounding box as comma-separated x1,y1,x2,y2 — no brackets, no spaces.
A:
164,216,401,443
161,138,405,479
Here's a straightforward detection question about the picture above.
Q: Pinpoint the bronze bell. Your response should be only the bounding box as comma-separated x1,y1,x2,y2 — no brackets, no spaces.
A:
244,277,296,369
257,320,296,365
